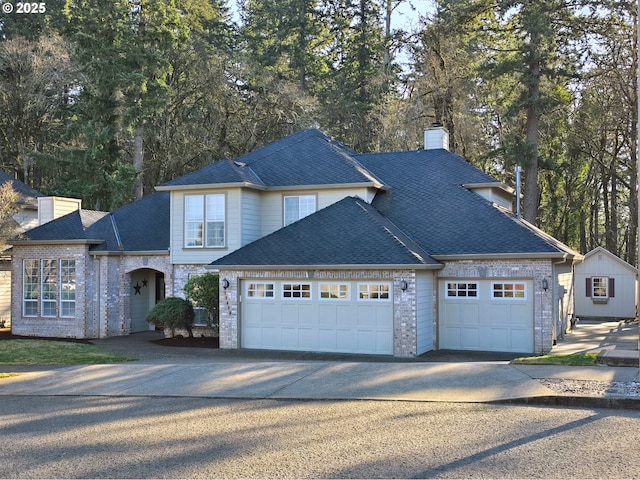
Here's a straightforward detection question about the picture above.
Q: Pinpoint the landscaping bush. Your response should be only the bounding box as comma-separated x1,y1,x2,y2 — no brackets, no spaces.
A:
145,297,195,337
183,273,219,330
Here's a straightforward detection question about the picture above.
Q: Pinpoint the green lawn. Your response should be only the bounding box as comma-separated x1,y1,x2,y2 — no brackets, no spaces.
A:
510,353,600,366
0,339,135,365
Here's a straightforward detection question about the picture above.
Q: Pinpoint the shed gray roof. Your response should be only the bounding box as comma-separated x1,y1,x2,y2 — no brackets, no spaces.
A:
211,196,441,268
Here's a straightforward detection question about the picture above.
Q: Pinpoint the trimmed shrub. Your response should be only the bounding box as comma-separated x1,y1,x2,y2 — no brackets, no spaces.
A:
183,273,219,330
145,297,195,337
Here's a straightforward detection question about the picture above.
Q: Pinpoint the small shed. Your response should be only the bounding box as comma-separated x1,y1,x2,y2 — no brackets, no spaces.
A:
574,246,637,320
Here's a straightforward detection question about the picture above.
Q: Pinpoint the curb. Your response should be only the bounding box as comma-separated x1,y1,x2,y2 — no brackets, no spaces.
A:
597,350,639,368
493,395,640,410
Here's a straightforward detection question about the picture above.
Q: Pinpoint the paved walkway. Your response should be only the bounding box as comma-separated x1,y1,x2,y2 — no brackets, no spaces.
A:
0,321,638,408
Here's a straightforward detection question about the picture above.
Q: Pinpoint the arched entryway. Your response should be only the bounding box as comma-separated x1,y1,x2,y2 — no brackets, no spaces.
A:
130,268,166,333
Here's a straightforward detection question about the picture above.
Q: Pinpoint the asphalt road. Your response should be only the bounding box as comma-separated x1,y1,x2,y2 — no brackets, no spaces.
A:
2,396,639,479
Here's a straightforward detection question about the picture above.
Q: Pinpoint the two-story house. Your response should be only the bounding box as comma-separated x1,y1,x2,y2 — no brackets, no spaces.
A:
9,127,579,356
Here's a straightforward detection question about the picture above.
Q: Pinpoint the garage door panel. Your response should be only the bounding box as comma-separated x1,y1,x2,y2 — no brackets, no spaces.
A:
486,304,508,325
460,304,480,325
461,327,480,349
242,280,393,355
318,305,337,326
318,328,337,350
440,279,533,353
510,329,532,352
482,328,507,351
281,327,300,348
261,303,281,324
442,326,462,348
508,304,531,326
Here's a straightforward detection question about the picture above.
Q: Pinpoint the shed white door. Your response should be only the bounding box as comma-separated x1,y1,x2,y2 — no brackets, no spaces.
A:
439,279,534,353
240,280,393,355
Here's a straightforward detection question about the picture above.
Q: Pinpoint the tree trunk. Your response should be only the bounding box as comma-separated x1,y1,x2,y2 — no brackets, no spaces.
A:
523,42,541,225
133,123,144,200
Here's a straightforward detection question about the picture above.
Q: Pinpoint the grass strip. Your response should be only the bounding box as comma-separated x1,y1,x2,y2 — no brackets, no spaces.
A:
511,353,599,366
0,339,135,365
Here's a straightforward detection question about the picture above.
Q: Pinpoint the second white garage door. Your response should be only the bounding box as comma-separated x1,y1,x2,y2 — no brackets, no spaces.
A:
439,279,534,353
240,280,394,355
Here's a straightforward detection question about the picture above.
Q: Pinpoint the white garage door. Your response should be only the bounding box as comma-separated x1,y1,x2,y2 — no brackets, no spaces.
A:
439,279,534,353
241,280,393,355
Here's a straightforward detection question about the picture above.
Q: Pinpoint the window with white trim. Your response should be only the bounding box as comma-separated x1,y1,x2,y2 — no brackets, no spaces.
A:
41,260,58,317
60,259,76,317
23,259,39,316
492,282,526,299
22,259,76,318
446,282,478,298
284,195,316,226
592,277,608,298
247,282,275,298
358,283,390,300
320,283,350,300
184,193,225,248
283,283,311,299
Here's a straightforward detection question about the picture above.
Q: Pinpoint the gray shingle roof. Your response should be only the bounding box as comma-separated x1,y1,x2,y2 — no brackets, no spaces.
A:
0,171,43,208
356,149,576,256
17,192,170,253
211,196,440,268
160,129,383,189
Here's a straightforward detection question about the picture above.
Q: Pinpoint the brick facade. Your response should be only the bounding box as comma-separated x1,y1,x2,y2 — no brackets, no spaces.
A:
437,258,555,354
217,269,424,357
11,244,173,339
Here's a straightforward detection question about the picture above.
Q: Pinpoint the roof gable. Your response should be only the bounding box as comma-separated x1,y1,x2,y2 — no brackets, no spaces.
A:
211,196,441,268
581,246,637,273
160,129,384,190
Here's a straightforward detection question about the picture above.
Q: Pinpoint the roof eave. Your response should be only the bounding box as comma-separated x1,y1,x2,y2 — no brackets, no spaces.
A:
432,252,580,261
155,182,267,192
90,250,170,256
10,239,104,246
207,263,443,271
156,181,386,192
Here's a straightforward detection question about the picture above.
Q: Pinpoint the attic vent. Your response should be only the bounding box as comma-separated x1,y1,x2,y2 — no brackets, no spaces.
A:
424,124,449,151
234,161,247,167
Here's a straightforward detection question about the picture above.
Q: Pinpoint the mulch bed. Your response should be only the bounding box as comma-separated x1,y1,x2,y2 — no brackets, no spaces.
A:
153,336,219,349
0,327,219,349
0,328,92,344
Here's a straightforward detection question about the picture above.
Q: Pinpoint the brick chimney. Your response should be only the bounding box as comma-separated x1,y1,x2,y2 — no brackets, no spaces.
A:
424,124,449,151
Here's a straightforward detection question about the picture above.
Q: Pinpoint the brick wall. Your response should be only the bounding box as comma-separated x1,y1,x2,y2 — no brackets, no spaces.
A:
438,258,554,354
12,245,173,339
217,269,424,357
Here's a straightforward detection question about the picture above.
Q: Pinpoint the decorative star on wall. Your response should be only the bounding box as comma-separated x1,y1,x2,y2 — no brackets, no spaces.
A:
142,278,148,287
133,283,142,295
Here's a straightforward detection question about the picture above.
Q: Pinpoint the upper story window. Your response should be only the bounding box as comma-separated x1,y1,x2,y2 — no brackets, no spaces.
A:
284,195,316,226
185,193,225,248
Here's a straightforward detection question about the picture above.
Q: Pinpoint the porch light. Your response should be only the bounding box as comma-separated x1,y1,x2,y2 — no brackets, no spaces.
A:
542,278,549,292
400,279,408,291
222,278,230,289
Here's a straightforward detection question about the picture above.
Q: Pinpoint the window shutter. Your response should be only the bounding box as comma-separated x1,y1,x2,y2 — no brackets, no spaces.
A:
609,278,615,298
585,277,592,297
